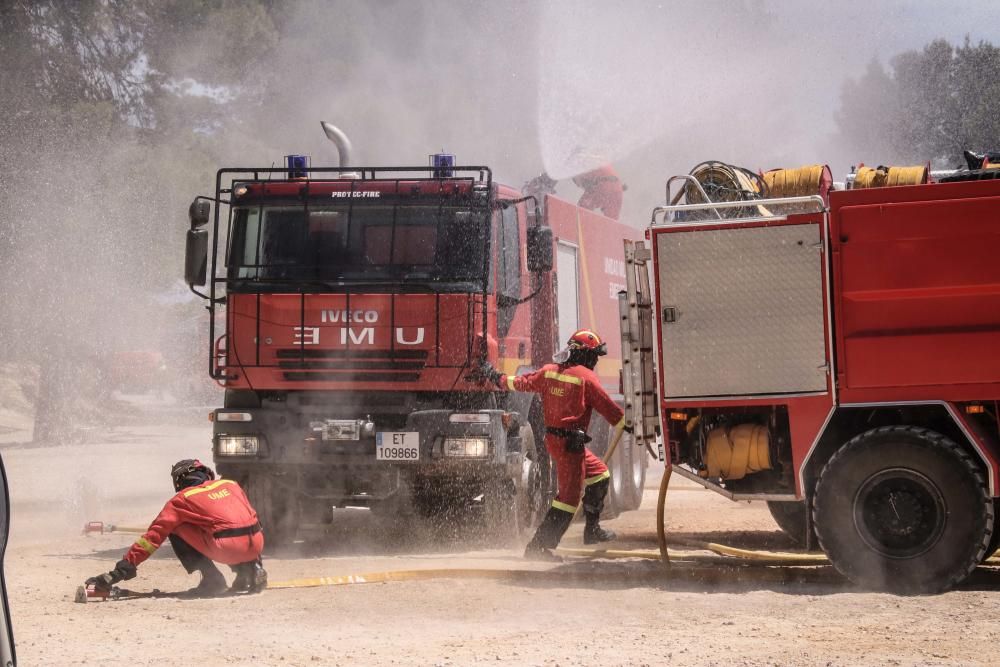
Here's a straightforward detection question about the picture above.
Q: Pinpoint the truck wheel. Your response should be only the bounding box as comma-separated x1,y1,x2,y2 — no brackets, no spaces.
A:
516,425,546,535
245,473,300,549
984,510,1000,562
594,422,623,519
813,426,993,594
620,433,646,511
766,500,815,547
485,425,545,545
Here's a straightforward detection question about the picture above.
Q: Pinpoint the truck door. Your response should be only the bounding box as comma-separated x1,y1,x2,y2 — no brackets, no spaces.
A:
556,241,580,345
655,220,828,398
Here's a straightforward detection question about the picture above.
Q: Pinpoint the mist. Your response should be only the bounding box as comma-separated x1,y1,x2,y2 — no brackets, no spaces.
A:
214,0,1000,226
2,0,1000,442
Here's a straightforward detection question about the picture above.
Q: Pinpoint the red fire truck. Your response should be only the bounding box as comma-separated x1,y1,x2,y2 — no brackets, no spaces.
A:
622,162,1000,593
183,125,646,543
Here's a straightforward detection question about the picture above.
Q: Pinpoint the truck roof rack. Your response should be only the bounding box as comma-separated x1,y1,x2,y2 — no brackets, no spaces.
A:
650,193,826,227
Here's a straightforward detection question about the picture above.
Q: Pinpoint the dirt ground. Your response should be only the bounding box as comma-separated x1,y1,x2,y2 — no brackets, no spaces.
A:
2,408,999,667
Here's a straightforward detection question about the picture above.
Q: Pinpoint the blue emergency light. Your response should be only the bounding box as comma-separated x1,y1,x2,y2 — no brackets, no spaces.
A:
429,152,455,177
285,154,310,179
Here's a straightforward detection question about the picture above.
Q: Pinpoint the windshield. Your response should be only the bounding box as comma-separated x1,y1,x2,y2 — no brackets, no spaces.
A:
227,203,489,286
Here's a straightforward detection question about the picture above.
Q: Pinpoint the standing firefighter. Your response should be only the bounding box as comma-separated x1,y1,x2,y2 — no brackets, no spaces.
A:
574,165,625,220
85,459,267,596
476,330,626,561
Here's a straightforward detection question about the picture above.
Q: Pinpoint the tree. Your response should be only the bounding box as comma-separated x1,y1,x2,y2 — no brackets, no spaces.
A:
0,0,280,441
835,38,1000,168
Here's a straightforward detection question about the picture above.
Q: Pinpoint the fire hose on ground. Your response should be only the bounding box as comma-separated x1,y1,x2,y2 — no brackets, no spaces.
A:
77,430,1000,601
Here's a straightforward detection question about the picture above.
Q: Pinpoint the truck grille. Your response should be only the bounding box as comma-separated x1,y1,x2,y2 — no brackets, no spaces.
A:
276,349,426,383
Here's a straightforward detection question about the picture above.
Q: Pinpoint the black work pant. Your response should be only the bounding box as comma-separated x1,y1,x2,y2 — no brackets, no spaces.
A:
168,533,216,574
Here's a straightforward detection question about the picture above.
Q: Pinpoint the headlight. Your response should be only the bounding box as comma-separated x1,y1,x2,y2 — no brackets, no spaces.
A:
442,436,489,458
448,413,490,424
216,412,253,422
217,435,259,456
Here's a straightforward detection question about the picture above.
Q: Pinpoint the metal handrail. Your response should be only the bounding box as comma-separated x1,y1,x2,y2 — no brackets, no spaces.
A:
651,194,826,226
664,174,722,219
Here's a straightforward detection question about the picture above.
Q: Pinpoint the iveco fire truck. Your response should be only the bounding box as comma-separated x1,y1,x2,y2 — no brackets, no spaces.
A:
183,124,646,543
621,160,1000,593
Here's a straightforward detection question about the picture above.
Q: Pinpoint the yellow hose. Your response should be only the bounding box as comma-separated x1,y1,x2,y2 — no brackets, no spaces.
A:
854,165,927,188
656,464,672,567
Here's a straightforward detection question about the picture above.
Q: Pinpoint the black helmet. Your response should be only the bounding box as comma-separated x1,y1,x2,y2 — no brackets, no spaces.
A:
171,459,215,492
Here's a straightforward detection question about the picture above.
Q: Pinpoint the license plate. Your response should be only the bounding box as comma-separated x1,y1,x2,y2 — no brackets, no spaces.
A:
375,432,420,461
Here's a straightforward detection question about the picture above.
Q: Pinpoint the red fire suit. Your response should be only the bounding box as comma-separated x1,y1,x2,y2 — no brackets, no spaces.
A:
499,363,625,513
123,478,263,568
573,165,624,220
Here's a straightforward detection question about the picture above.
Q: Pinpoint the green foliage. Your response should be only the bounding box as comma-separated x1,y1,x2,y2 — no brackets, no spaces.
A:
836,38,1000,167
0,0,280,365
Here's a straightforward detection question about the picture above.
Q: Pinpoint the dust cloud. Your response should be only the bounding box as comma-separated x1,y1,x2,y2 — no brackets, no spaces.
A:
2,0,999,532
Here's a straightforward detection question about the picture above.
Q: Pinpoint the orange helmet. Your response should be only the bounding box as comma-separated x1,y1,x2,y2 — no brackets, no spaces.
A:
554,329,607,363
568,329,607,354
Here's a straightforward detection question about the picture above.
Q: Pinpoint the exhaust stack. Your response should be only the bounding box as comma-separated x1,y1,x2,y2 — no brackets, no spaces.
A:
320,121,355,173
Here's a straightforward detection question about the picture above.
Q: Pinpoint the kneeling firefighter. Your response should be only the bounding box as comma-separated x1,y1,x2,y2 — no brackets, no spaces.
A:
474,330,628,560
86,459,267,596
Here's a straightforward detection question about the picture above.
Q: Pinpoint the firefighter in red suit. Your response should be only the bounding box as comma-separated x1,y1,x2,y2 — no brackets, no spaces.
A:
573,165,625,220
86,459,267,596
476,330,627,561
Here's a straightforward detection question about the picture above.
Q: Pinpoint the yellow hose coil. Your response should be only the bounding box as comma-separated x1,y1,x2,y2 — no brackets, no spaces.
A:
762,165,830,197
854,165,928,188
703,424,772,480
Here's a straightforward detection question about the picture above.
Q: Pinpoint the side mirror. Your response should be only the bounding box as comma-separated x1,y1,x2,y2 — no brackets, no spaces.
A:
189,198,210,229
527,225,553,273
185,229,208,286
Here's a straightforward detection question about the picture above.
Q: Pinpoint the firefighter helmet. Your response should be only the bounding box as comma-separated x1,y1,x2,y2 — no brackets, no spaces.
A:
171,459,215,492
553,329,608,365
568,329,608,355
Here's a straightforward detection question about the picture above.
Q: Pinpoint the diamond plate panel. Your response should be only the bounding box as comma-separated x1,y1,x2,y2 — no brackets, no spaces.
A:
657,223,826,398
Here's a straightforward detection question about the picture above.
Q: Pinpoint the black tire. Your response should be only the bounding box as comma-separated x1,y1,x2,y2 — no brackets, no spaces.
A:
985,509,1000,561
813,426,993,594
484,425,545,545
244,473,300,549
516,424,547,536
620,433,647,511
766,500,815,547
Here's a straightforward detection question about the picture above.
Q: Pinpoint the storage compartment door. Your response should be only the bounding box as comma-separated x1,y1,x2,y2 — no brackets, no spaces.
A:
656,223,827,398
556,242,580,345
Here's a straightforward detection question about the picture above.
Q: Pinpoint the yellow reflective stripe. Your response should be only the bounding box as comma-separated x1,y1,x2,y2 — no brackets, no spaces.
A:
506,376,516,391
551,500,577,513
184,479,234,498
543,371,582,386
585,470,610,486
135,537,158,554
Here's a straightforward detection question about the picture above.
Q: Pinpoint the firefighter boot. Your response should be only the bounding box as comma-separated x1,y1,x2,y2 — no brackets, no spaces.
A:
190,561,228,597
582,478,616,545
524,507,574,561
230,559,268,594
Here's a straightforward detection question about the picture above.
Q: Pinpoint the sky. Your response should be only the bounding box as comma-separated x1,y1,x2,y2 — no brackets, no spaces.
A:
222,0,1000,227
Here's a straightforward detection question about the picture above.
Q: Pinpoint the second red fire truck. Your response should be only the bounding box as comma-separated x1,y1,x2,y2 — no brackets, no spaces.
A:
183,125,646,544
622,161,1000,593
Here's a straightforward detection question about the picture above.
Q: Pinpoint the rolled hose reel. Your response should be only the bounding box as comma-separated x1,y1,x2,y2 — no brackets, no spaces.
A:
700,423,773,481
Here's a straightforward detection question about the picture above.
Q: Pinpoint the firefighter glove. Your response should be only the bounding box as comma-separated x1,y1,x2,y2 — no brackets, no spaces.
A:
113,559,138,581
467,360,503,386
87,559,137,590
85,572,117,592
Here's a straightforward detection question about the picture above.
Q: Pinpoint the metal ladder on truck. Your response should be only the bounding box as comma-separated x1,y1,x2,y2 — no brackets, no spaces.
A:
618,240,662,461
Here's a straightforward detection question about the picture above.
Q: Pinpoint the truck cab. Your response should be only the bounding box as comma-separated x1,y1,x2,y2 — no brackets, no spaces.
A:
185,146,646,544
